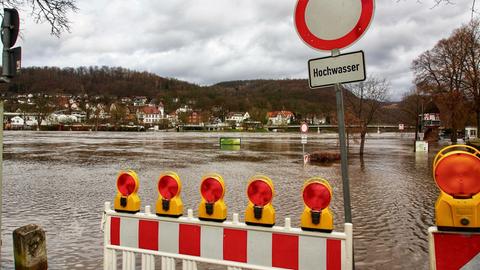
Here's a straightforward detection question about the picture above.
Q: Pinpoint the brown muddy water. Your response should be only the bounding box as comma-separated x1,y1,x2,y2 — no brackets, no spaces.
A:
0,131,448,269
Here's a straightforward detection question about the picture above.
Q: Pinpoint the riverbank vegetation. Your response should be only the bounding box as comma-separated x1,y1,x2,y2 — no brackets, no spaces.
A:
412,19,480,143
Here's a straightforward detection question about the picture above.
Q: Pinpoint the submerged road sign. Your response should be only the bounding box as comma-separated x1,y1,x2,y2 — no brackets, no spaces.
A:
300,123,308,133
308,51,365,89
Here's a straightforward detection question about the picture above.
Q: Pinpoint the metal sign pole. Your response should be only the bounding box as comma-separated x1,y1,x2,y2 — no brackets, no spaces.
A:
0,101,3,260
302,143,305,165
332,49,352,224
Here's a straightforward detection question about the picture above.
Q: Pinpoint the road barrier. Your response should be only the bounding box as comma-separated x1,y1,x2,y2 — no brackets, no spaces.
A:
102,203,352,270
102,172,353,270
429,145,480,269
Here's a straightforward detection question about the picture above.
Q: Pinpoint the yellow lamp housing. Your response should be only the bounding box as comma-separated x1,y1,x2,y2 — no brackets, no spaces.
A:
245,175,276,227
198,173,227,222
114,170,141,213
300,178,334,232
433,145,480,231
156,171,183,217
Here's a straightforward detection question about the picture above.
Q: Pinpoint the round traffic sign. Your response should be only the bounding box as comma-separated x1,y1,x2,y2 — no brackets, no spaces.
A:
300,123,308,133
294,0,375,51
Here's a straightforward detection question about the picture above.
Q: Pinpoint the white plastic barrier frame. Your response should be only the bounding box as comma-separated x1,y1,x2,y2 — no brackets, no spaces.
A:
102,202,353,270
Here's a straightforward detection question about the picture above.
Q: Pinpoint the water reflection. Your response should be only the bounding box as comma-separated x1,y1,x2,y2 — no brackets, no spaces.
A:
1,131,440,269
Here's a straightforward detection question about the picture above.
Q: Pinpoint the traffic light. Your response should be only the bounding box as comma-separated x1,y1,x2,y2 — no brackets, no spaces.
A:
114,170,141,213
245,175,275,227
1,8,21,78
198,173,227,222
156,171,183,217
433,145,480,231
300,178,333,232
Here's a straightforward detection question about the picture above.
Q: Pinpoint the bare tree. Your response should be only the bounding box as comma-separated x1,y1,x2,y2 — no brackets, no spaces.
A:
345,76,389,156
109,103,126,128
429,0,477,18
1,0,78,37
399,89,423,141
412,27,469,143
461,19,480,132
34,94,56,130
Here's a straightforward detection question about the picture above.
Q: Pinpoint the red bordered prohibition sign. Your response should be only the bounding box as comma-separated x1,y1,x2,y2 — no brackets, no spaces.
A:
295,0,375,51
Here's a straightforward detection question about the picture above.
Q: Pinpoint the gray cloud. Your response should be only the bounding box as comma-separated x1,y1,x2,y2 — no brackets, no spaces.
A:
16,0,474,100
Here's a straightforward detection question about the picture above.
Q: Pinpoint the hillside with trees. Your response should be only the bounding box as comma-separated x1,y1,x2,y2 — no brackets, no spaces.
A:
0,67,350,119
0,66,404,129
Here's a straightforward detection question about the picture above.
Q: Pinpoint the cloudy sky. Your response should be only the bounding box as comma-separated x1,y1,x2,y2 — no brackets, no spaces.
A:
17,0,473,100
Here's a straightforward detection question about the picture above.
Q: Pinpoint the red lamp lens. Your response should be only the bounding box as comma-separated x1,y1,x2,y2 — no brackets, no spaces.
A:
200,178,223,203
158,175,179,200
117,173,136,196
247,180,273,206
303,182,331,211
435,153,480,197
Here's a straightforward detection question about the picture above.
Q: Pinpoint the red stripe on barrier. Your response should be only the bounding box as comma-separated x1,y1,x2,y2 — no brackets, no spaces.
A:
223,228,247,263
179,224,201,256
327,239,341,270
138,220,159,250
272,233,299,270
434,233,480,270
110,217,120,245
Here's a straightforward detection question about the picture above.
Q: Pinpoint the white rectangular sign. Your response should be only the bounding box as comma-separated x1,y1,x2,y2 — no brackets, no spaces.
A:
308,51,366,89
301,134,307,144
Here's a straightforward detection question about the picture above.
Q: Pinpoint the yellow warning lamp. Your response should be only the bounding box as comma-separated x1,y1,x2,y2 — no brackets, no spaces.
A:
198,173,227,222
245,175,275,227
114,170,141,213
156,172,183,217
300,178,334,232
433,145,480,231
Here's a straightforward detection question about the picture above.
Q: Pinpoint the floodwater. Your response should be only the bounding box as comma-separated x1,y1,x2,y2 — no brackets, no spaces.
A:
0,131,446,269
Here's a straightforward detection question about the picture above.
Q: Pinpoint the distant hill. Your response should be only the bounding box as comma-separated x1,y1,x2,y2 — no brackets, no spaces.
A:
0,66,406,124
1,66,199,97
210,79,341,116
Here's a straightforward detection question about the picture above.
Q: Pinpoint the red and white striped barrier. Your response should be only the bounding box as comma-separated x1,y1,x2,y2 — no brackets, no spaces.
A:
428,227,480,270
102,202,353,270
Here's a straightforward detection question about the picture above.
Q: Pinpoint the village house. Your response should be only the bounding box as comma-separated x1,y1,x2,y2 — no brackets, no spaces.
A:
465,126,478,140
225,112,250,126
176,105,192,114
141,106,161,124
133,96,148,107
48,110,82,124
91,104,109,119
10,116,24,128
121,97,132,104
267,111,295,125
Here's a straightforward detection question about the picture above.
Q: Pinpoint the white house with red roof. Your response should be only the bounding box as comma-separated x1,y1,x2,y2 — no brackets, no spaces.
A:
267,111,295,125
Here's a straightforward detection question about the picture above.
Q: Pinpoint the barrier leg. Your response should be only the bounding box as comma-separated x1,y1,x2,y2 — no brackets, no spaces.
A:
345,223,353,270
104,249,117,270
162,257,175,270
122,251,135,270
182,260,197,270
141,254,154,270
